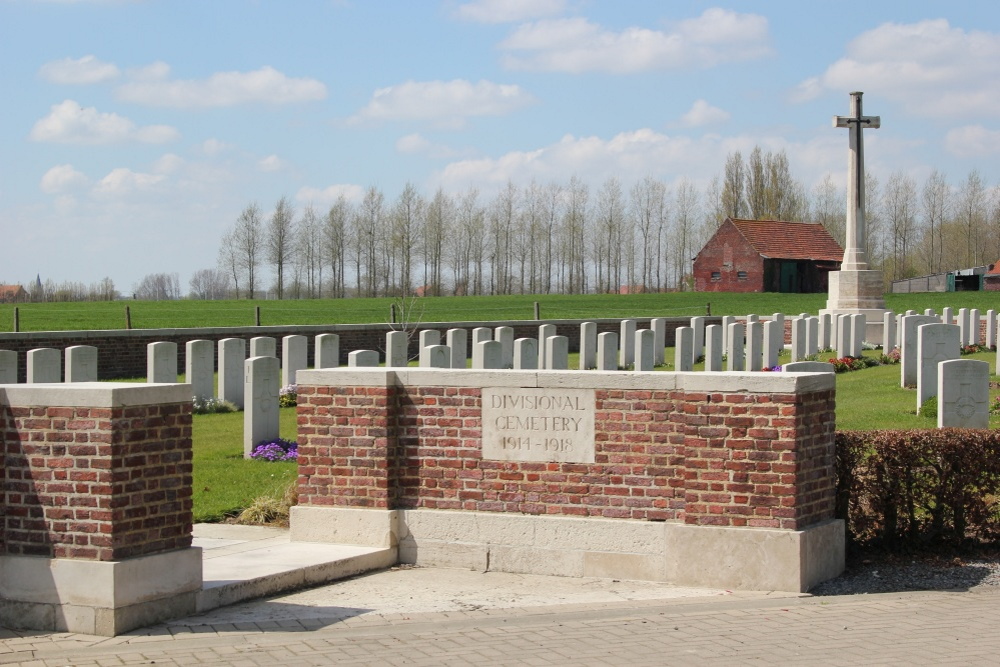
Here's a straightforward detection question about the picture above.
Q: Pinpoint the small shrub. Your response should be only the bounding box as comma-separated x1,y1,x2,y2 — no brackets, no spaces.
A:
279,384,298,408
250,438,298,462
193,396,238,415
878,347,901,365
919,396,938,419
962,344,990,355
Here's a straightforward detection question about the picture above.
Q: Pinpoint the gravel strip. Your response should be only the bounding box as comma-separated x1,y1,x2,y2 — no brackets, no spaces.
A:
812,556,1000,595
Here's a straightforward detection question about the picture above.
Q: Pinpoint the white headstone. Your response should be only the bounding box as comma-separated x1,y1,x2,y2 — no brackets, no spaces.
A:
726,322,745,371
244,356,280,458
0,350,16,383
386,331,409,368
315,333,339,368
494,326,514,369
916,323,960,411
674,327,693,372
835,316,851,359
282,335,307,386
250,336,276,358
513,338,537,370
537,324,556,368
634,329,654,372
423,345,451,368
545,336,569,370
851,314,866,357
147,342,177,383
473,340,503,369
580,322,597,370
721,315,735,351
970,308,981,345
219,338,245,408
938,359,990,429
986,310,997,351
619,319,636,369
958,308,970,346
763,320,781,369
705,324,723,372
348,350,379,367
882,312,896,352
185,339,214,400
447,328,468,369
924,308,935,317
806,317,819,357
419,330,441,349
818,313,831,351
64,345,98,382
650,318,666,366
746,321,763,372
900,315,939,387
941,307,953,326
597,332,618,371
689,316,706,366
791,317,807,362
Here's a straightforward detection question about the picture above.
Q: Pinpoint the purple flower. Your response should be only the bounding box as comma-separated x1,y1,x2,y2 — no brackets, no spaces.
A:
251,438,298,462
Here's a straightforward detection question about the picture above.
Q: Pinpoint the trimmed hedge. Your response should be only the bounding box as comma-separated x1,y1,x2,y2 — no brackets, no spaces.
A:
836,429,1000,548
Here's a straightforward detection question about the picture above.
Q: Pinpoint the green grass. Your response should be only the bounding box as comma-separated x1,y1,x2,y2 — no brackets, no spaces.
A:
4,291,1000,333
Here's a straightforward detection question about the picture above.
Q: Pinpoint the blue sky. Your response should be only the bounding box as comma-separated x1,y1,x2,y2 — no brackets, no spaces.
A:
2,0,999,291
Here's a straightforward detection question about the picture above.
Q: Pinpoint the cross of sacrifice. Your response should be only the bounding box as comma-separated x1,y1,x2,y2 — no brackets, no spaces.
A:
834,91,880,272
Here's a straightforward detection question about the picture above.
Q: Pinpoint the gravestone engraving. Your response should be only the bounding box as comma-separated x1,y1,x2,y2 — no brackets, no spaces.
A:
423,345,451,368
916,323,960,411
244,356,279,458
249,336,276,358
482,387,595,463
386,331,409,368
218,338,245,408
315,333,339,368
282,335,307,386
348,350,379,367
448,328,468,369
580,322,597,370
900,315,938,387
185,339,213,400
938,359,990,429
147,342,177,383
674,327,693,372
419,330,441,349
597,332,618,371
513,338,537,370
473,340,503,369
65,345,97,382
705,324,723,372
545,336,569,370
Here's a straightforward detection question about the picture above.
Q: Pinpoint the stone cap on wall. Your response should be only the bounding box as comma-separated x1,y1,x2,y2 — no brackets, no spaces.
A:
0,382,192,407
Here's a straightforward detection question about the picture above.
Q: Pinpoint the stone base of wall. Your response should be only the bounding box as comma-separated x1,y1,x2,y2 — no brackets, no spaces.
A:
290,507,844,593
0,547,201,636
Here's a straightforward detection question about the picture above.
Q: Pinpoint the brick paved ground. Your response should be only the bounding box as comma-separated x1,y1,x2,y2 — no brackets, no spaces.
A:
1,586,998,665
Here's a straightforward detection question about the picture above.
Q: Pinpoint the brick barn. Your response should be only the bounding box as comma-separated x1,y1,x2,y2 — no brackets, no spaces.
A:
693,218,843,293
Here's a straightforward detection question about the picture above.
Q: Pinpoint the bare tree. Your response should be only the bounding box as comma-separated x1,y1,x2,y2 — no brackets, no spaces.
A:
956,169,988,267
323,195,350,298
721,150,746,218
267,196,296,299
813,174,843,245
630,176,668,291
391,183,423,296
883,171,918,280
423,188,452,296
562,177,589,294
224,202,264,298
674,178,700,290
189,269,232,299
134,272,181,300
920,170,950,275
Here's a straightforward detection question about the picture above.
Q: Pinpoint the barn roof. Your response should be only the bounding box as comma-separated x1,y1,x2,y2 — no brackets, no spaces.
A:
729,218,844,261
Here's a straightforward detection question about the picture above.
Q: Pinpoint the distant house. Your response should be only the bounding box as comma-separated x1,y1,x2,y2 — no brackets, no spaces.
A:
892,266,989,293
984,262,1000,291
693,218,843,293
0,284,27,303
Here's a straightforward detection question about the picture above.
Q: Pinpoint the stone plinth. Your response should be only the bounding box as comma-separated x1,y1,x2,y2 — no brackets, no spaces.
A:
823,269,889,343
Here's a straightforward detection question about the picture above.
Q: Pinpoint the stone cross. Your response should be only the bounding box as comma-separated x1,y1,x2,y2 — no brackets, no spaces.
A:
834,91,880,271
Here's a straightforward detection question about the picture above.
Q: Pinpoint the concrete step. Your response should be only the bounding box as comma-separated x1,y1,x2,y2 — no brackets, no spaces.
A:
193,524,394,613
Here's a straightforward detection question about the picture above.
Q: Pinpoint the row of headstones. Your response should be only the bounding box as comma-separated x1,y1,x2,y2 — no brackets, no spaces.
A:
0,345,100,384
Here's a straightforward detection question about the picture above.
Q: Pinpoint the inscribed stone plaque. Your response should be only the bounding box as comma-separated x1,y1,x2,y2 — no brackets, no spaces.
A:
482,387,595,463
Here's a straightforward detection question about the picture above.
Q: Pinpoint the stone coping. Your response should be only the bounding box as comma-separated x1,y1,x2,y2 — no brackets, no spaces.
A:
0,382,192,407
296,368,834,394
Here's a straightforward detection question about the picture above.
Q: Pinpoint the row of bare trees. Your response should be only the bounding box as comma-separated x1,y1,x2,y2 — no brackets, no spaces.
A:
208,150,1000,299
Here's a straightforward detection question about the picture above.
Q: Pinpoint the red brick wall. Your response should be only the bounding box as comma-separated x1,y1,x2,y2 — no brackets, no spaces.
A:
0,402,193,560
296,380,836,530
693,220,765,292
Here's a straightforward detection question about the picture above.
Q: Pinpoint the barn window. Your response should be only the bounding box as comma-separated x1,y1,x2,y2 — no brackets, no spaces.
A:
711,271,721,282
737,271,748,281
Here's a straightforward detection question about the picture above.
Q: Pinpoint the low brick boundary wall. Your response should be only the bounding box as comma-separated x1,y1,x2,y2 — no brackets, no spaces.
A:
0,383,200,635
291,368,843,592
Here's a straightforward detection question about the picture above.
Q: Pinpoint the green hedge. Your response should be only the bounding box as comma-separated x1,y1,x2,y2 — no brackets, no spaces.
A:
836,429,1000,548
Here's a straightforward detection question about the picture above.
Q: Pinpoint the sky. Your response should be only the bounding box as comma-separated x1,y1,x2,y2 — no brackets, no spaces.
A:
2,0,1000,293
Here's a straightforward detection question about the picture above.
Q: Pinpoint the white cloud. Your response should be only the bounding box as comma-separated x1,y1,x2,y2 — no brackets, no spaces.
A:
349,79,535,127
679,100,730,127
296,184,366,208
793,19,1000,117
945,125,1000,157
40,164,89,193
258,155,287,172
152,153,184,174
39,55,120,84
93,167,165,197
116,65,327,108
396,133,432,153
29,99,180,144
454,0,566,23
499,9,772,73
201,138,232,156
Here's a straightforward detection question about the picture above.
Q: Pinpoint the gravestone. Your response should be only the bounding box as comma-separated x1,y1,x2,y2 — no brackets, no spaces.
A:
580,322,597,370
0,350,15,383
473,340,503,369
818,313,831,351
495,326,514,369
423,345,451,368
545,336,569,370
900,315,939,387
619,319,636,369
419,330,441,349
721,315,735,350
650,318,666,366
513,338,537,370
851,314,866,356
386,331,409,368
282,335,307,386
835,316,852,359
763,320,781,369
923,309,934,317
916,323,960,412
958,308,970,346
146,342,177,383
249,336,275,358
635,329,654,372
348,350,379,367
941,307,953,326
705,324,723,371
784,361,835,373
185,339,213,401
674,327,693,372
746,322,763,372
447,328,468,369
726,322,745,371
597,332,617,371
690,316,705,366
537,324,556,368
970,309,981,345
218,338,245,408
987,310,997,350
315,333,339,368
882,312,896,351
65,345,98,382
938,359,990,429
806,317,819,356
791,318,807,362
244,356,279,458
829,314,839,351
772,313,785,343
